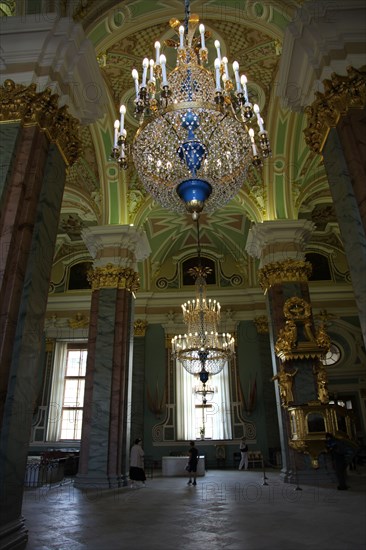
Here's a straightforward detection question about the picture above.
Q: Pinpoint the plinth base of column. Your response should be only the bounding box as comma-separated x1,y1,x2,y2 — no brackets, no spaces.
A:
74,473,126,490
0,517,28,550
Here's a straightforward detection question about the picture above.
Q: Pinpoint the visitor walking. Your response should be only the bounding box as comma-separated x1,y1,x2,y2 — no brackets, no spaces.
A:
239,437,249,470
186,440,199,486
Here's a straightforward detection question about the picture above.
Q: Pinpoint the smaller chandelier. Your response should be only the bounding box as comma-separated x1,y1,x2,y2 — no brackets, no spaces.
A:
111,4,271,218
171,220,235,380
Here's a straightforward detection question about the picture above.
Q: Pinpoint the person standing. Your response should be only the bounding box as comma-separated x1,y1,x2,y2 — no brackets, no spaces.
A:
325,432,357,490
239,437,248,470
186,440,199,486
129,438,146,488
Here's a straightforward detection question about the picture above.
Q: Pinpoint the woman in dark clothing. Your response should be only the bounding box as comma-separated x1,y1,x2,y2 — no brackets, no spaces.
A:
186,440,199,486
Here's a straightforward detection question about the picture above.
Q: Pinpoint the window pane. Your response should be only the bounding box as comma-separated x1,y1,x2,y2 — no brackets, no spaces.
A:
63,379,78,405
63,379,85,407
60,409,83,439
66,350,87,376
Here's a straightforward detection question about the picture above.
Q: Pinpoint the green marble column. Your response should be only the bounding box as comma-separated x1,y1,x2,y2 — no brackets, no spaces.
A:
246,220,334,483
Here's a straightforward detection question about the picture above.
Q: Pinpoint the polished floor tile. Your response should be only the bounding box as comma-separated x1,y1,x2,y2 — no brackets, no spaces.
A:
22,468,366,550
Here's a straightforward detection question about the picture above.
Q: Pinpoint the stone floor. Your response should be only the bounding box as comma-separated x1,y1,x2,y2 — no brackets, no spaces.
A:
22,467,366,550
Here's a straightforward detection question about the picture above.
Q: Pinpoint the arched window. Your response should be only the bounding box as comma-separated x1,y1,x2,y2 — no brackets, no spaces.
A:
306,253,331,281
182,256,216,285
68,262,92,290
175,361,232,440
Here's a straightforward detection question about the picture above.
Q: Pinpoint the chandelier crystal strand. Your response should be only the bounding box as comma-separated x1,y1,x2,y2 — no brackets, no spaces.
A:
111,3,271,217
171,218,235,379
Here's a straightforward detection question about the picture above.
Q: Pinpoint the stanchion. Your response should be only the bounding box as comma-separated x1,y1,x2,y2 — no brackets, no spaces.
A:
262,457,268,486
293,456,302,492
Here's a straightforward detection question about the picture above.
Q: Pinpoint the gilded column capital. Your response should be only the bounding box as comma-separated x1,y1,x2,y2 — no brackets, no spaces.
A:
0,79,81,165
304,66,366,154
87,264,140,291
258,259,312,291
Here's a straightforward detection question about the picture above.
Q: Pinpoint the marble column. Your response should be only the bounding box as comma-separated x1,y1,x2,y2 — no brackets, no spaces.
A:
246,220,328,481
74,226,150,489
0,81,80,549
277,0,366,346
304,68,366,347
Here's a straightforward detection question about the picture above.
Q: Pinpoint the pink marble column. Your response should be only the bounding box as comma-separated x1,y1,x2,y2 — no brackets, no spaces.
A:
0,80,80,550
75,226,150,489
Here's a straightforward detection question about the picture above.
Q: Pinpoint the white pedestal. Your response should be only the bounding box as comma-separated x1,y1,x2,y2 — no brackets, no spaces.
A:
162,456,205,476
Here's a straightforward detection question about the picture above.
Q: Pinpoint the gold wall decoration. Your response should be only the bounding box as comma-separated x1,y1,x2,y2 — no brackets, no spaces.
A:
68,313,90,329
304,65,366,153
258,259,312,291
87,263,140,291
253,315,269,334
134,319,148,337
45,338,55,352
146,380,166,419
0,79,81,165
275,297,331,361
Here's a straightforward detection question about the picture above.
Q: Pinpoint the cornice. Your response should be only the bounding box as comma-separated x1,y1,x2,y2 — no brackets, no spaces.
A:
0,79,81,165
304,66,366,154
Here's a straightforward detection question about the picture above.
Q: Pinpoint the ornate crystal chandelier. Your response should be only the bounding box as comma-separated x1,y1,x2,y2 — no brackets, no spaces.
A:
171,219,235,382
111,1,271,218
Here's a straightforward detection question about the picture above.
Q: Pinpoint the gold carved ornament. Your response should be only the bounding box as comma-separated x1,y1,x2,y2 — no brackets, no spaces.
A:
313,361,329,404
275,297,331,361
87,264,140,291
258,259,312,291
68,313,90,329
253,315,269,334
271,364,298,408
134,319,148,337
0,79,81,165
304,65,366,154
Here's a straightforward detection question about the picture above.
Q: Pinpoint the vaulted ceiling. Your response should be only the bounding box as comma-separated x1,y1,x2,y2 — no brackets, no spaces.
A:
51,0,340,298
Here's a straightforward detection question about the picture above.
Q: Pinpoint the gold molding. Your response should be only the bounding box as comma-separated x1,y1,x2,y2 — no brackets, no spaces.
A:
258,259,312,291
87,264,140,291
304,66,366,154
0,79,81,165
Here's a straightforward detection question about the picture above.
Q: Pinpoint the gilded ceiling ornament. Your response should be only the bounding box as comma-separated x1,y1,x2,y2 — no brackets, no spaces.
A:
275,297,331,361
0,79,81,165
134,319,148,337
258,259,312,291
87,264,140,291
304,65,366,153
